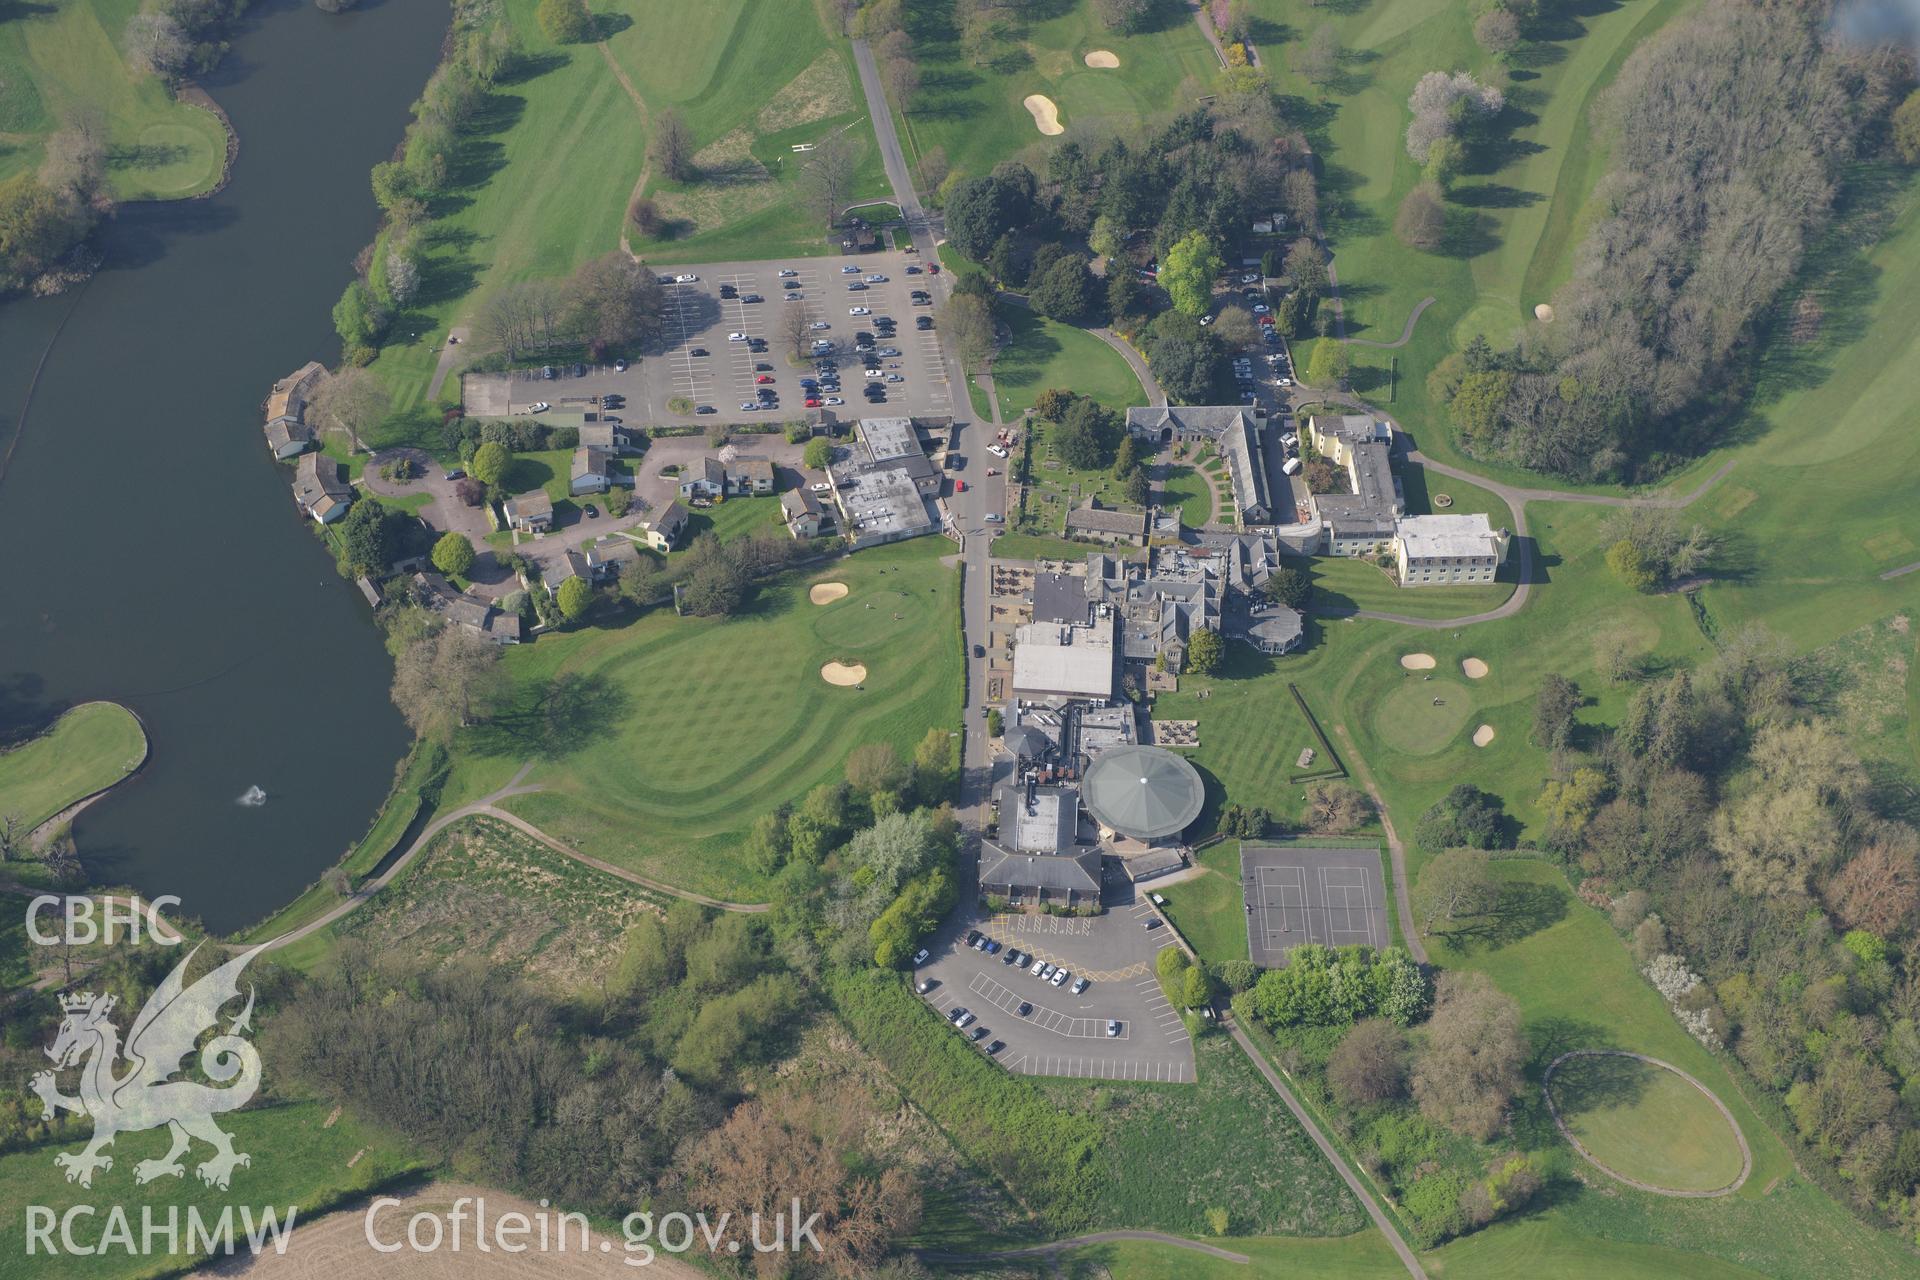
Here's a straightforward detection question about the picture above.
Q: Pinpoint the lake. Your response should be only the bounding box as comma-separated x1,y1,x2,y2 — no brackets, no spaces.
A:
0,0,448,933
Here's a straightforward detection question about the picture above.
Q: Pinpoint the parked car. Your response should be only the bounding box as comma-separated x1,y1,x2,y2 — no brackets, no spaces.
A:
756,374,775,384
984,513,1002,523
906,265,922,274
1283,456,1302,475
1030,959,1048,977
917,315,934,330
841,264,861,273
528,401,550,413
695,404,716,414
739,401,759,411
742,294,763,303
878,346,901,357
540,365,557,378
915,977,934,993
846,282,868,291
912,948,930,966
1050,969,1070,987
884,372,903,383
1038,963,1056,980
850,306,871,316
811,481,832,493
805,398,821,408
969,1026,989,1042
783,280,802,289
985,937,1000,953
778,268,798,277
1242,272,1261,284
966,930,981,946
824,396,844,406
955,1010,975,1029
986,1039,1004,1055
1144,917,1162,930
719,284,736,298
865,273,887,282
987,444,1009,459
1018,1001,1033,1017
443,468,466,481
613,358,628,372
1107,1020,1122,1037
810,321,831,330
727,331,748,342
674,273,698,283
1071,977,1089,995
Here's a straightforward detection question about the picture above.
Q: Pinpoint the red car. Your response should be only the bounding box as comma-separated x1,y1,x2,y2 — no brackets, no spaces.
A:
805,397,822,408
955,479,967,492
1258,313,1275,326
927,263,940,274
756,374,774,384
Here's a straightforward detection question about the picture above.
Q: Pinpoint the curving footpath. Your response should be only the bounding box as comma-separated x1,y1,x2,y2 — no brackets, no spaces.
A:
1346,296,1436,350
244,765,765,954
924,1229,1250,1266
1542,1050,1753,1198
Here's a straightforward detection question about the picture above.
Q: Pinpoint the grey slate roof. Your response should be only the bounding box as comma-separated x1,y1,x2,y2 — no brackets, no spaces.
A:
978,843,1103,896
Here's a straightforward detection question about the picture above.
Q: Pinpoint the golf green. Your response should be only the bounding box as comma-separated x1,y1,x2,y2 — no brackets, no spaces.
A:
1373,676,1473,756
1548,1052,1748,1193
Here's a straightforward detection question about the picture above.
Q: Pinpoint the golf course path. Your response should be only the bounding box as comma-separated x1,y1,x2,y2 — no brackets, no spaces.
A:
1880,559,1920,580
1228,1017,1431,1280
1542,1050,1753,1198
923,1230,1251,1266
243,765,765,953
1328,723,1427,966
1346,296,1436,349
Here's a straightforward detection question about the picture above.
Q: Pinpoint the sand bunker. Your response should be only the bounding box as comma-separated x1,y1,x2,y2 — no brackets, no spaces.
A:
1024,94,1064,135
1535,303,1556,322
1400,653,1437,670
1084,50,1120,68
1462,658,1489,679
1473,724,1497,747
810,581,849,605
821,661,868,686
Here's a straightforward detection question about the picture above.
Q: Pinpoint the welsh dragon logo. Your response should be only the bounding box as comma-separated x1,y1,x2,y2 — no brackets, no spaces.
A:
30,944,266,1190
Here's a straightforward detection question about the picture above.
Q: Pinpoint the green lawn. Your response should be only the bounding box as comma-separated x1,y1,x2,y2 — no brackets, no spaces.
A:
374,0,888,412
1156,839,1249,968
989,306,1147,418
0,1101,424,1280
1549,1052,1748,1193
896,0,1220,183
491,539,962,900
0,702,146,833
1159,464,1215,529
0,0,227,199
986,530,1118,562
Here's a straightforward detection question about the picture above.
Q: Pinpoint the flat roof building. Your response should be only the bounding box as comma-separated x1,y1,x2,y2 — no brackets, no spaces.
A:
1012,612,1118,702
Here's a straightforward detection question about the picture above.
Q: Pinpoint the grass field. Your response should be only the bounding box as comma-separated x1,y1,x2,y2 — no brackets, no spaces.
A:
1549,1052,1748,1193
1159,464,1214,528
1249,0,1695,489
325,813,663,989
1038,1031,1366,1238
0,1101,423,1280
0,702,146,833
491,539,962,900
1148,641,1326,828
374,0,888,412
989,306,1148,418
1156,839,1249,967
1419,859,1919,1279
895,0,1220,183
0,0,227,200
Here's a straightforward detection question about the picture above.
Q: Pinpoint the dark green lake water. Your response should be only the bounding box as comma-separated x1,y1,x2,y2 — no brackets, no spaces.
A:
0,0,447,933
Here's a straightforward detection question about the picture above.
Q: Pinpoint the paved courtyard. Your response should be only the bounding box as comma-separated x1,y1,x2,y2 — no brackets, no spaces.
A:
1240,843,1390,968
914,890,1196,1083
464,249,957,427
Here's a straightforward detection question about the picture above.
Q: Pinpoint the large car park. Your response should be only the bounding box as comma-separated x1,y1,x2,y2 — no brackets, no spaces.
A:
499,252,958,425
912,898,1196,1082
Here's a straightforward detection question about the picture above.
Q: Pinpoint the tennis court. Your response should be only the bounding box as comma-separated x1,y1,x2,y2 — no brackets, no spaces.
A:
1241,843,1389,967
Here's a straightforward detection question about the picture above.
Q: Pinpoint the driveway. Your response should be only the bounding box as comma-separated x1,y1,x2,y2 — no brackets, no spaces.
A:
363,447,491,541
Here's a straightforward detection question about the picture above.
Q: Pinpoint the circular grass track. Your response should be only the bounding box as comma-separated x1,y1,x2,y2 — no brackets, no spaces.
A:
1545,1051,1750,1195
1372,677,1473,755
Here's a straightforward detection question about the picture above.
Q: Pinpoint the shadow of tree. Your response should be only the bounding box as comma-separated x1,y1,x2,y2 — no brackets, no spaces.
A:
466,673,633,760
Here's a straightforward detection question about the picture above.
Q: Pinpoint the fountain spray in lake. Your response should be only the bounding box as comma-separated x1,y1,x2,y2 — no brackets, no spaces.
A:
236,786,267,808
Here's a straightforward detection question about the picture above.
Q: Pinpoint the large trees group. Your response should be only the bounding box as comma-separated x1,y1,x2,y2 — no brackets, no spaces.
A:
1430,0,1897,479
